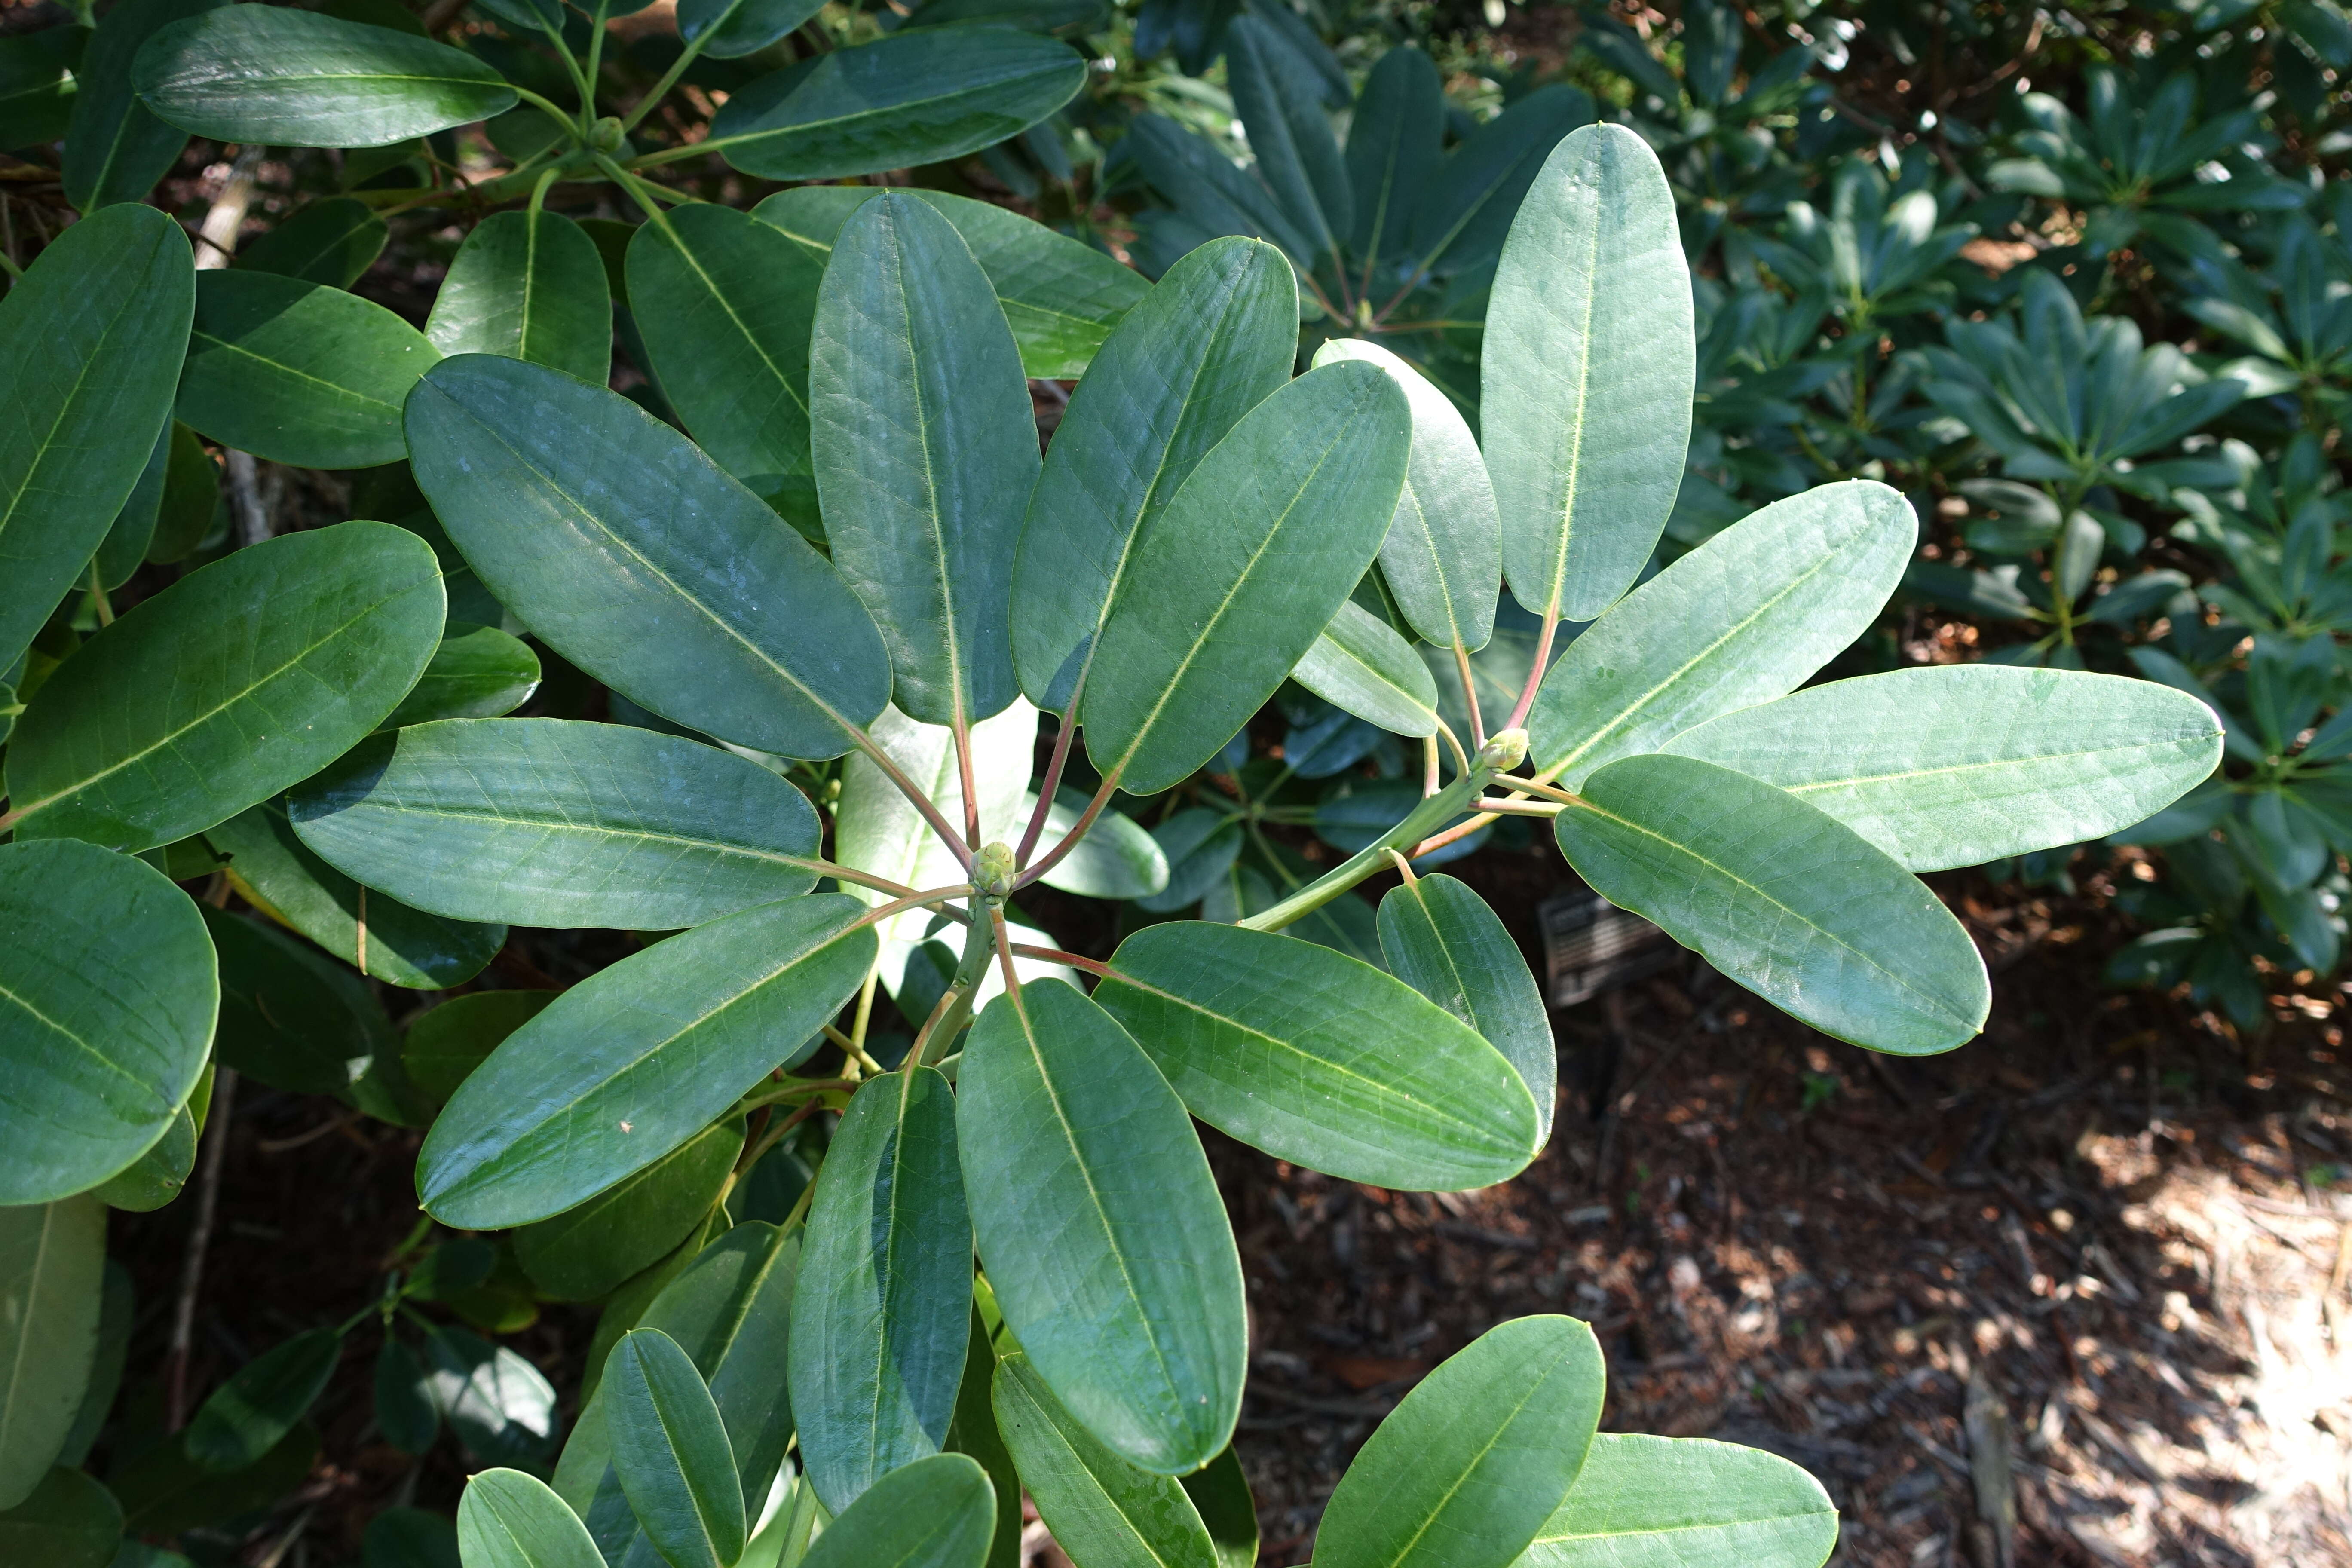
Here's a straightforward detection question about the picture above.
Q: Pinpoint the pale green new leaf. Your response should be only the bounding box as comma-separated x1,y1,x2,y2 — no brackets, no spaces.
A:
799,1454,995,1568
1484,123,1694,622
1513,1434,1837,1568
1553,755,1990,1055
991,1353,1220,1568
1292,599,1440,737
1378,875,1553,1145
458,1468,607,1568
0,1197,105,1510
606,1329,747,1568
426,209,611,385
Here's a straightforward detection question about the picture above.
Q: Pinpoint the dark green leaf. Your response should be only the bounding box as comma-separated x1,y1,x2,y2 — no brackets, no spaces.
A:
947,1314,1022,1568
0,27,86,153
143,424,221,566
1181,1449,1257,1568
111,1419,315,1536
678,0,824,58
514,1120,741,1302
53,1261,130,1471
185,1326,343,1473
991,1352,1219,1568
426,210,611,385
801,1453,995,1568
91,1090,198,1211
1123,114,1318,268
6,520,444,851
1345,47,1443,270
375,1338,441,1456
380,623,541,730
607,1329,746,1568
96,423,172,592
1225,15,1349,260
61,0,221,211
456,1468,605,1568
1378,874,1553,1145
365,1508,461,1568
0,1466,121,1568
290,719,824,929
1406,85,1596,277
402,991,556,1104
1513,1433,1838,1568
0,1198,105,1508
203,907,424,1121
1132,809,1243,915
238,196,389,288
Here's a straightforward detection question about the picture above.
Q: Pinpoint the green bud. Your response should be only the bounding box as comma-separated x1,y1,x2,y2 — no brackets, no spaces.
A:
1478,727,1528,772
972,841,1015,901
588,116,626,153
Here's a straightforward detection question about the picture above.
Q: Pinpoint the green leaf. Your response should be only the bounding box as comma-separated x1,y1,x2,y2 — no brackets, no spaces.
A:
426,210,612,386
606,1329,747,1568
800,1453,995,1568
204,907,424,1123
961,982,1245,1474
1484,123,1694,623
0,1466,121,1568
990,1352,1219,1568
1180,1449,1256,1568
133,6,517,147
1092,922,1540,1190
93,1090,197,1211
0,27,83,152
1292,600,1440,737
143,424,221,566
811,191,1035,729
6,520,444,852
210,799,503,990
1313,1317,1604,1568
456,1469,606,1568
418,894,876,1228
403,990,556,1103
375,1339,441,1456
423,1327,561,1463
679,0,824,58
405,354,890,760
1081,361,1409,793
0,843,215,1206
111,1419,315,1536
1513,1433,1837,1568
184,1326,343,1473
291,719,823,930
96,424,173,591
1345,47,1443,272
54,1261,131,1469
790,1068,971,1513
1525,481,1915,789
381,623,541,730
1022,789,1170,900
1225,15,1349,260
1553,755,1990,1055
1311,340,1498,652
0,1197,105,1510
0,202,191,674
1132,810,1243,915
237,196,389,288
61,0,222,212
946,1314,1021,1568
1011,235,1295,710
1122,115,1318,268
707,28,1085,181
1378,874,1553,1145
1405,84,1596,278
178,270,439,468
626,204,823,527
514,1120,741,1302
1660,665,2226,873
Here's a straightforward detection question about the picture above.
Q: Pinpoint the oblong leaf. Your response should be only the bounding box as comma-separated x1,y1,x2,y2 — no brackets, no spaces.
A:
1514,1434,1838,1568
405,353,890,760
811,190,1035,728
0,1198,105,1510
960,982,1245,1475
426,209,612,385
0,202,192,674
1485,123,1694,623
238,196,389,288
205,907,409,1116
417,894,877,1228
382,623,541,730
1292,599,1439,737
457,1469,606,1568
1525,481,1915,789
801,1454,993,1568
1660,665,2226,872
0,1465,122,1568
1011,235,1296,710
990,1352,1219,1568
1023,789,1169,899
133,6,517,147
514,1120,741,1302
708,27,1085,181
1225,15,1348,259
185,1326,342,1473
178,269,439,468
789,1068,971,1513
0,843,215,1206
62,0,223,212
1405,84,1596,277
679,0,824,58
1313,1317,1604,1568
607,1329,747,1568
1553,754,1990,1055
1378,874,1553,1145
6,520,444,852
404,990,555,1104
289,719,823,930
1093,922,1540,1190
1345,47,1443,270
1081,361,1410,794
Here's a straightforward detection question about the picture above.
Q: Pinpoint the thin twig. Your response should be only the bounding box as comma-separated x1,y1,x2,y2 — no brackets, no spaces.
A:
1015,709,1079,869
952,711,983,849
989,906,1023,1001
1451,639,1485,747
1008,942,1113,979
1501,610,1560,733
167,1066,239,1431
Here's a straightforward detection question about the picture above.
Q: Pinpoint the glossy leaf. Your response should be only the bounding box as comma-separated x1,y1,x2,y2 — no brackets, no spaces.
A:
1485,124,1694,623
291,719,823,930
1554,755,1990,1055
1292,600,1441,737
0,202,191,675
1525,481,1915,788
0,842,215,1205
1082,361,1410,793
0,1466,121,1568
1345,47,1443,269
405,354,890,760
1011,235,1296,710
1313,1317,1605,1568
210,799,503,990
1093,922,1540,1190
178,270,438,468
426,210,611,385
1661,665,2225,873
627,204,823,525
1022,789,1170,900
607,1329,747,1568
1406,84,1596,276
991,1352,1219,1568
238,196,388,288
679,0,824,57
381,623,541,730
514,1120,741,1302
790,1068,972,1513
1378,875,1553,1145
811,191,1035,728
6,521,444,852
1514,1434,1838,1568
61,0,220,212
457,1468,606,1568
1312,339,1500,652
403,991,555,1104
0,1198,104,1510
708,27,1086,181
961,982,1245,1474
133,6,517,147
185,1326,342,1473
802,1453,995,1568
419,896,875,1228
